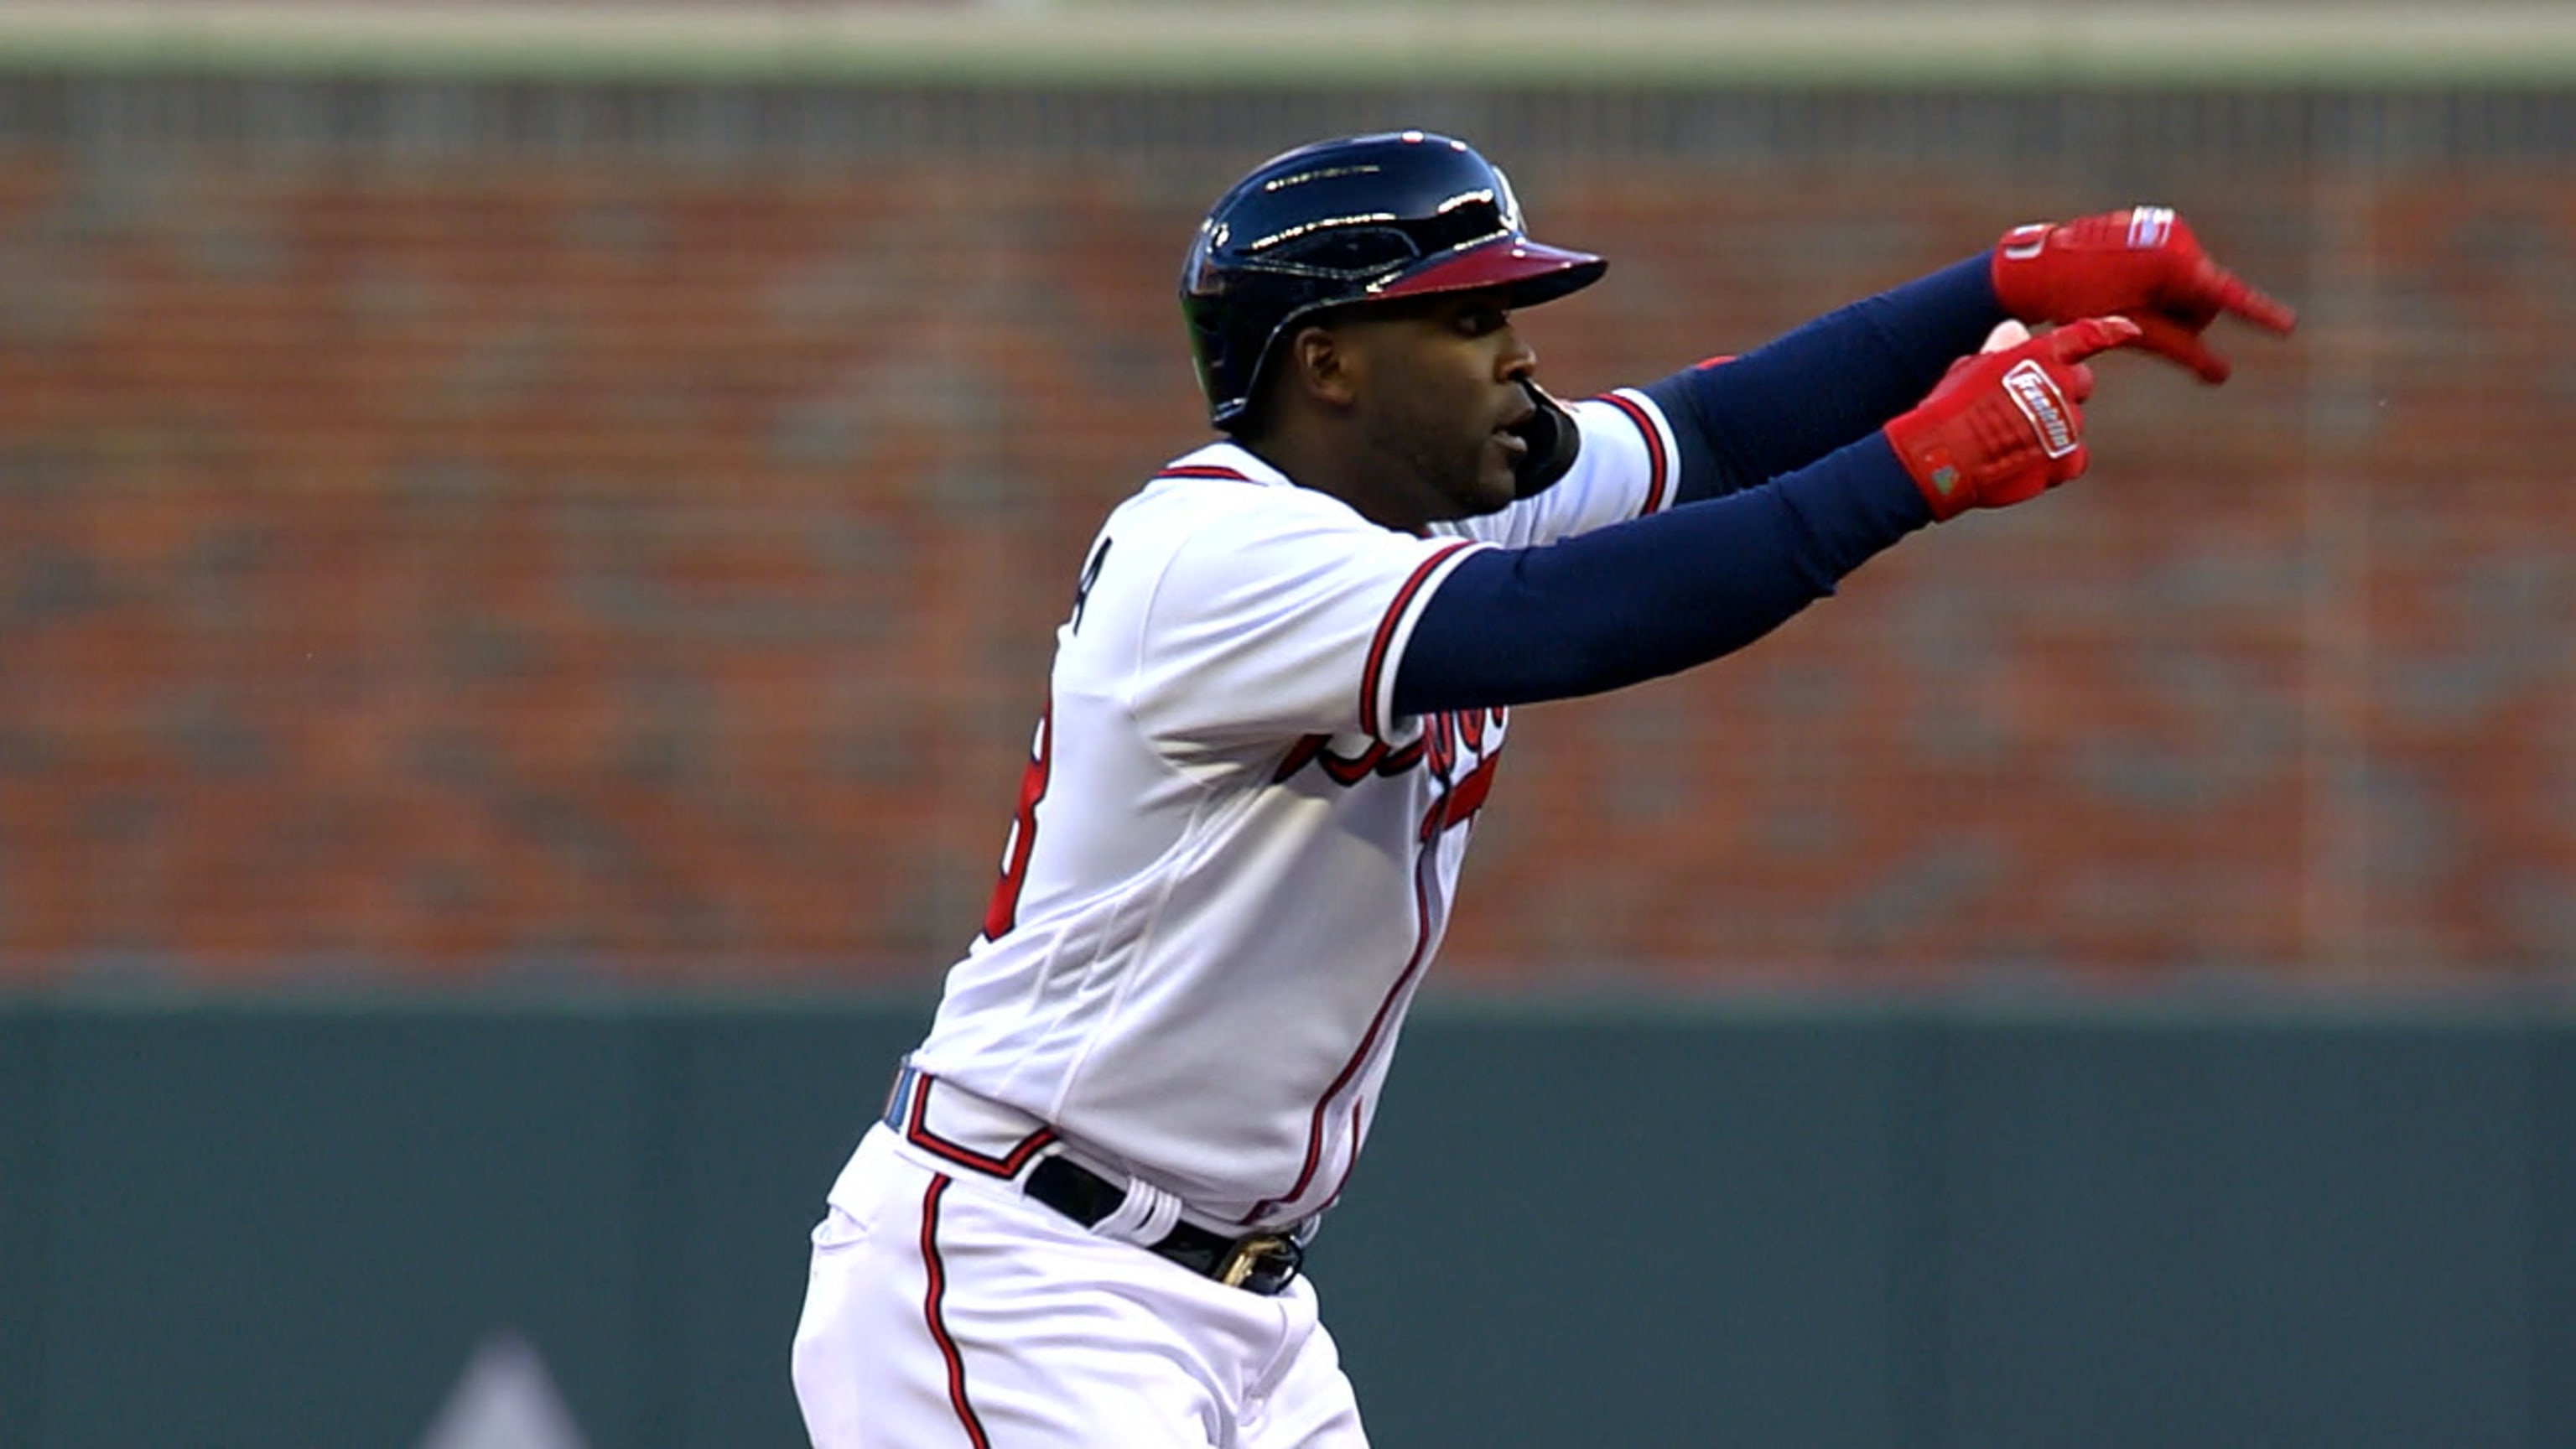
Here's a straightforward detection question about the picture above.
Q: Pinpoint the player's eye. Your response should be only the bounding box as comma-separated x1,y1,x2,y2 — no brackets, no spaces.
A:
1453,304,1508,337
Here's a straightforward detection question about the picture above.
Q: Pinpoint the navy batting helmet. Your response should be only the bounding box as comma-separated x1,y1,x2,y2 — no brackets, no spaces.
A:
1181,131,1607,431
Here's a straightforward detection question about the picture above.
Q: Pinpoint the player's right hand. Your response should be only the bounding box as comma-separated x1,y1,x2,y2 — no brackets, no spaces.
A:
1990,208,2296,384
1883,315,2142,522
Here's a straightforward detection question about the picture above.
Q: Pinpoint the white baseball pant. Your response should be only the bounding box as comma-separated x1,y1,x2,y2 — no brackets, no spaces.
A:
792,1126,1369,1448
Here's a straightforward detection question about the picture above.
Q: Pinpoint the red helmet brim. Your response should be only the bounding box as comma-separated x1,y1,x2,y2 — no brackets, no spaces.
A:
1368,237,1607,310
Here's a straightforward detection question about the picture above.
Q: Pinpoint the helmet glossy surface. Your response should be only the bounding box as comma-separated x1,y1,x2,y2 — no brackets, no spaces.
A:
1181,131,1606,429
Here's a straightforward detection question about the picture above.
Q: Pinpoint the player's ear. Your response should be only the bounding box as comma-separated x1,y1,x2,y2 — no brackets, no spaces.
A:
1284,322,1360,411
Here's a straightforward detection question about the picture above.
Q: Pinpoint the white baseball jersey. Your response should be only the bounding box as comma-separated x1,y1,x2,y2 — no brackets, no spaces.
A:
907,390,1681,1228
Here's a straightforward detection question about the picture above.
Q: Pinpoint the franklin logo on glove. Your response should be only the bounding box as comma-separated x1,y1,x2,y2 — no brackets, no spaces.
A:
2002,360,2080,458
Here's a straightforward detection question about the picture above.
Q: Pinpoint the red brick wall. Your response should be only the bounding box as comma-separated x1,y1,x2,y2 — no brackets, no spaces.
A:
2,92,2569,989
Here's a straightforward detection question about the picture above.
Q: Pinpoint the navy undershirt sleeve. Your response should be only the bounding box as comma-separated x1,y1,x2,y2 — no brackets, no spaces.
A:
1391,434,1934,715
1646,253,2005,504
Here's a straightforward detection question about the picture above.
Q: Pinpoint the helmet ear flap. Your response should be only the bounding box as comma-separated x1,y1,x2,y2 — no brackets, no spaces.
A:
1509,381,1582,498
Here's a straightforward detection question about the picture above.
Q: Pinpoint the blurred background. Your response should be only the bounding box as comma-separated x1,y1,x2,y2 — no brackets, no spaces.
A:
0,1,2571,1446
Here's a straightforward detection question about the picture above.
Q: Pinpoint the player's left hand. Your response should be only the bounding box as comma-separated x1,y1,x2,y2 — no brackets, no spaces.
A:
1989,207,2296,385
1883,314,2142,521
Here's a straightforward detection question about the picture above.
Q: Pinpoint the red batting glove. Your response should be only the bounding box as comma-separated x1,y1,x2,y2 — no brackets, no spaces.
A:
1990,207,2296,384
1884,316,2142,522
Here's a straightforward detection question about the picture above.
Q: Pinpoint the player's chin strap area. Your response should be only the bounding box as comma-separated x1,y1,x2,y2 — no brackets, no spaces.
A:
1509,378,1581,499
882,1062,1306,1296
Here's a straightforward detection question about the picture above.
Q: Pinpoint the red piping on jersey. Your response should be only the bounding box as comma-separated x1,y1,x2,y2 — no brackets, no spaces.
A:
903,1078,1061,1180
1360,542,1478,740
1595,391,1670,514
918,1176,995,1449
1245,834,1444,1224
1314,1093,1370,1216
1155,464,1254,483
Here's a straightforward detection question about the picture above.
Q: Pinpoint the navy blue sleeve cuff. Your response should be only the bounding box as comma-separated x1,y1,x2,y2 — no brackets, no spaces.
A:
1643,253,2003,505
1392,434,1932,715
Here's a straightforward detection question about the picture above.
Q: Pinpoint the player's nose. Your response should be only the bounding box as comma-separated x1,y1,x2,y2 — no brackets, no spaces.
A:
1496,328,1537,381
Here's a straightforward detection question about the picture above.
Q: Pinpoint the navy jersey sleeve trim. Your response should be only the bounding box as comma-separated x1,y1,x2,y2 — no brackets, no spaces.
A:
1644,253,2004,506
1389,435,1933,714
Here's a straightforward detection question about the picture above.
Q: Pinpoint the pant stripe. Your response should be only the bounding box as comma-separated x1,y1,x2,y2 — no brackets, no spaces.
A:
917,1176,994,1449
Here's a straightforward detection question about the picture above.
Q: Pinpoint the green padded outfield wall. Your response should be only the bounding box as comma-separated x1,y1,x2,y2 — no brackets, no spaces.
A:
3,995,2570,1449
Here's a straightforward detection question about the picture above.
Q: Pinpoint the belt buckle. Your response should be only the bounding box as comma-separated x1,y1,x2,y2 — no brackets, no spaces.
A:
1217,1233,1297,1291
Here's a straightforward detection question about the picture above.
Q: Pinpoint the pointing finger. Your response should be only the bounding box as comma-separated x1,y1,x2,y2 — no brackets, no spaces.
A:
2212,270,2299,335
2125,313,2233,384
2044,314,2145,365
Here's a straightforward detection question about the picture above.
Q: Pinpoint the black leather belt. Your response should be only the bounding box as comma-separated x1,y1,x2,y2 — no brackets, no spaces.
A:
883,1065,1303,1296
1023,1154,1304,1296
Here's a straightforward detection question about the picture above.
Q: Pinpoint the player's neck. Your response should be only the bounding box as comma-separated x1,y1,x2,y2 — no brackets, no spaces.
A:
1234,433,1433,538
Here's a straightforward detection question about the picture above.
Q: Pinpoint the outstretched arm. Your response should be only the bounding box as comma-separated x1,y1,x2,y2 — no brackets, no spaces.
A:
1644,255,2003,504
1393,319,2142,716
1396,435,1928,714
1645,208,2296,505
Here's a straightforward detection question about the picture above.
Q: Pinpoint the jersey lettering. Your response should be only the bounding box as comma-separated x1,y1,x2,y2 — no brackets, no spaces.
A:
1275,734,1424,786
979,702,1053,942
1069,537,1113,634
1420,750,1500,841
1278,705,1508,840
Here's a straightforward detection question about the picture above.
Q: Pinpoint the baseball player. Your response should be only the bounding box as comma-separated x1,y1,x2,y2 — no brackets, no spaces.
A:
791,132,2293,1448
